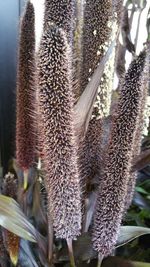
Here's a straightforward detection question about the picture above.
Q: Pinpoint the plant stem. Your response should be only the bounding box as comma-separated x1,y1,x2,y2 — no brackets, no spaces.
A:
48,215,53,263
97,253,103,267
67,239,76,267
23,169,29,190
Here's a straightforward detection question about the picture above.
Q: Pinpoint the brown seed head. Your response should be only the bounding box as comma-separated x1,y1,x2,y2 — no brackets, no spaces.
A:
79,118,102,192
92,50,147,256
3,230,20,266
124,48,149,210
37,25,81,240
2,172,17,200
81,0,112,92
16,1,36,171
44,0,76,42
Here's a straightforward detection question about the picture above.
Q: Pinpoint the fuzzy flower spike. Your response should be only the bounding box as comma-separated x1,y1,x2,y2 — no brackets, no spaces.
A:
81,0,112,91
16,1,36,189
44,0,76,43
37,25,82,241
92,48,149,258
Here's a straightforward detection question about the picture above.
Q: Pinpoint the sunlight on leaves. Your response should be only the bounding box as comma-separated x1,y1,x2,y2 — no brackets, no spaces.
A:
0,194,37,242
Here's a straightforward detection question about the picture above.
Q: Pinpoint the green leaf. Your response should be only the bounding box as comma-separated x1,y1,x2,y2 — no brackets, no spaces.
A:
116,226,150,247
135,186,149,195
133,192,150,211
139,209,150,220
19,239,39,267
0,194,37,242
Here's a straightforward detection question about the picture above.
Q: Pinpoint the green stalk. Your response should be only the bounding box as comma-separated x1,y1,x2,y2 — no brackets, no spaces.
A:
97,253,103,267
67,239,76,267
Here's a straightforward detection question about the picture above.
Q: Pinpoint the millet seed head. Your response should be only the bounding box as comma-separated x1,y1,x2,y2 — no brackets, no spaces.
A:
37,25,82,240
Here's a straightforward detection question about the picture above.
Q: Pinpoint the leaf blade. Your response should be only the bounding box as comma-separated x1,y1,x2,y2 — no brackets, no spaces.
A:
116,226,150,247
74,40,115,137
0,194,37,242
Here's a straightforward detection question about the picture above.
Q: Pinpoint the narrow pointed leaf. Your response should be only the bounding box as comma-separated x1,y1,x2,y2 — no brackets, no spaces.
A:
121,7,135,53
135,186,149,195
116,226,150,247
32,181,47,231
84,192,97,233
74,40,115,137
0,194,37,242
131,149,150,172
133,192,150,210
19,239,39,267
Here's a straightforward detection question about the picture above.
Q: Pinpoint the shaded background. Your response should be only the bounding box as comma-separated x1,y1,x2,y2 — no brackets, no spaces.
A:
0,0,25,174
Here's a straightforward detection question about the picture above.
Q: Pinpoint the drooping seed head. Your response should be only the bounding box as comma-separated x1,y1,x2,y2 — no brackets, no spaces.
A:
37,25,81,240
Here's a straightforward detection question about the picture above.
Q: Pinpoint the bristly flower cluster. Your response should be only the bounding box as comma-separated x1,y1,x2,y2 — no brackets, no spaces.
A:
44,0,76,43
81,0,112,91
13,0,150,265
79,118,102,193
92,50,149,257
37,25,81,240
16,1,36,171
